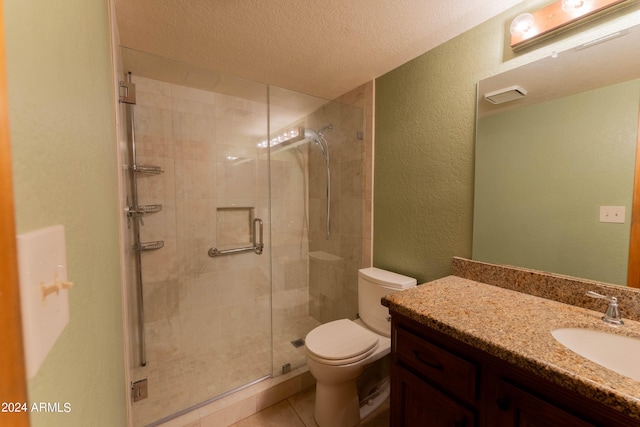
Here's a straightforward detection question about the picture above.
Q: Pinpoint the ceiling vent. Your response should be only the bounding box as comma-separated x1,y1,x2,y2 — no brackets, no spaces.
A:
484,85,527,104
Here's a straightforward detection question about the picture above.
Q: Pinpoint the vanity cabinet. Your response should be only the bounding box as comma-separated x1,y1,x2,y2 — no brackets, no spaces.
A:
390,312,637,427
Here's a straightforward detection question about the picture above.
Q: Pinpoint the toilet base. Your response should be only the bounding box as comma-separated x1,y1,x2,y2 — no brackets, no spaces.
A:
314,379,360,427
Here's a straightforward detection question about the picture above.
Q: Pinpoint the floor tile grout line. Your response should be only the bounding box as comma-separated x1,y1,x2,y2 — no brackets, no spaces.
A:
286,396,315,427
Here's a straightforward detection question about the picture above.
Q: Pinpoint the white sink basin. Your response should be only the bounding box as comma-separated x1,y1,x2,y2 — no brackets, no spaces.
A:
552,328,640,381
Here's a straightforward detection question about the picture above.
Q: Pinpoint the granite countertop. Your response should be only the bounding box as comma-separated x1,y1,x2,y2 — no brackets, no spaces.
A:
382,275,640,421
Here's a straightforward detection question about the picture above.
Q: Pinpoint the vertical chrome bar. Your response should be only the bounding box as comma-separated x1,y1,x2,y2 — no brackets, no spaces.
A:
125,72,147,367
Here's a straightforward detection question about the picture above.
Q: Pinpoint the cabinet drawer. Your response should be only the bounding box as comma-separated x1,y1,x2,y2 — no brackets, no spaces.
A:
395,326,477,402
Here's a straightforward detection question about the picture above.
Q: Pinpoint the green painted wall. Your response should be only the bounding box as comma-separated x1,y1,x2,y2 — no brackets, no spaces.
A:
4,0,126,426
374,1,640,284
374,10,509,284
474,79,640,285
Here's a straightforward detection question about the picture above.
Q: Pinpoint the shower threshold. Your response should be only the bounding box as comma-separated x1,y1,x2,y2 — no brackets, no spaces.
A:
145,375,271,427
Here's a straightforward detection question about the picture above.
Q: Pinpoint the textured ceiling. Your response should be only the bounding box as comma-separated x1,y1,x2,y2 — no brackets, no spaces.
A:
114,0,524,99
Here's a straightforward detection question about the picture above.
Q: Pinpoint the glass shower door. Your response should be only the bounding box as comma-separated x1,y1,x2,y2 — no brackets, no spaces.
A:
268,85,365,378
121,48,272,427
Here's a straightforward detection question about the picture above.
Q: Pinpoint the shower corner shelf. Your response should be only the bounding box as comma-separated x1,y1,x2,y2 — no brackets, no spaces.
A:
134,241,165,252
138,204,163,214
133,163,164,175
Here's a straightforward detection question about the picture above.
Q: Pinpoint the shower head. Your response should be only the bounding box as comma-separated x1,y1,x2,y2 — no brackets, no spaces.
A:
318,125,333,137
304,128,320,143
304,125,333,144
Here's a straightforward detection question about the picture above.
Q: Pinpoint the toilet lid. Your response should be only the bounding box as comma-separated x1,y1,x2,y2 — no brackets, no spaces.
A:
305,319,379,362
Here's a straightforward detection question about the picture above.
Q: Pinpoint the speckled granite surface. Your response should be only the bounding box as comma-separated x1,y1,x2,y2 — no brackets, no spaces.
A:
382,259,640,421
452,257,640,322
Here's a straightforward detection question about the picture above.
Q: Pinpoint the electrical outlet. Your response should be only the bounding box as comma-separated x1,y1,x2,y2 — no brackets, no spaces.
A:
599,206,625,223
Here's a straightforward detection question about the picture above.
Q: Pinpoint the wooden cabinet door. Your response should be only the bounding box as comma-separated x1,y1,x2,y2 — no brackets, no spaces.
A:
392,365,475,427
492,379,595,427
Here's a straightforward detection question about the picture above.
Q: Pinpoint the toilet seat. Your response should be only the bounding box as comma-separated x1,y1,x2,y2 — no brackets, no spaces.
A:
305,319,379,366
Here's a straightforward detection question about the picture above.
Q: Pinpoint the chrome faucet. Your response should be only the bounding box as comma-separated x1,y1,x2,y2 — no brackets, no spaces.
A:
586,291,624,325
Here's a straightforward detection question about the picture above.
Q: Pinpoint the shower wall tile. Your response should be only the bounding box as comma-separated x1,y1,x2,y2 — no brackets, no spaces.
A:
340,197,363,238
270,157,305,201
341,234,364,278
176,199,214,239
135,157,176,202
341,159,364,199
174,159,212,199
283,259,308,291
135,105,173,138
172,84,216,105
339,134,364,163
174,139,209,161
214,93,261,117
134,75,172,97
171,96,215,117
272,289,309,318
216,144,255,165
136,135,174,159
137,90,173,111
145,316,181,360
216,160,255,199
176,238,214,278
308,229,340,256
270,203,306,246
143,279,180,323
140,199,177,241
271,242,308,293
215,120,260,147
172,111,215,143
307,198,325,235
141,238,178,283
307,153,327,200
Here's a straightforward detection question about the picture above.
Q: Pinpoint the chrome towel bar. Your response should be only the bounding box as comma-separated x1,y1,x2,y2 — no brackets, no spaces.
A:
208,218,264,257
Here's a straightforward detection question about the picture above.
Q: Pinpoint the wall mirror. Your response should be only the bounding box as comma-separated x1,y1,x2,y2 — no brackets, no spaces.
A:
474,23,640,287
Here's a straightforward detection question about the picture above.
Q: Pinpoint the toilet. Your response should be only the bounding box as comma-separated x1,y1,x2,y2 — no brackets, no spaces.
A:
305,267,417,427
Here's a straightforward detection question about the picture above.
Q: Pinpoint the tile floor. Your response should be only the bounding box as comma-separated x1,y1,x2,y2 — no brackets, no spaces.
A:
134,314,320,426
229,385,390,427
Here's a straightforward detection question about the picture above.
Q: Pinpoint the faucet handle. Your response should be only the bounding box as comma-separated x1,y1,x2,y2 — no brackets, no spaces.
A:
586,291,624,325
586,290,615,302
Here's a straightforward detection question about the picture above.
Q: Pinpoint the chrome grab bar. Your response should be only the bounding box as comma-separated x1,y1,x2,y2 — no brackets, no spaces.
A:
208,218,264,257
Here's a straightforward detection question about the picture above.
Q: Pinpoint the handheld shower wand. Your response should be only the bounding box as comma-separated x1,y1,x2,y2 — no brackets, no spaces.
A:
305,125,333,239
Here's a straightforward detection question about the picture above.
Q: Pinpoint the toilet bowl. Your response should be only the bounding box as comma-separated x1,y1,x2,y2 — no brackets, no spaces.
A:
305,267,416,427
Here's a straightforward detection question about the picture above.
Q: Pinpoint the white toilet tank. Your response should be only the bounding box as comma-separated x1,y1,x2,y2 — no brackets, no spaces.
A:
358,267,416,337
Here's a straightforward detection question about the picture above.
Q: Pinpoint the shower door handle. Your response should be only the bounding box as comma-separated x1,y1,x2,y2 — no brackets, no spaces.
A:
253,218,264,255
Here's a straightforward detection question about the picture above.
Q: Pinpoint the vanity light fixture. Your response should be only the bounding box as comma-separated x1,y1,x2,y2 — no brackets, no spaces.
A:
257,126,303,149
484,85,528,104
562,0,586,12
510,0,633,50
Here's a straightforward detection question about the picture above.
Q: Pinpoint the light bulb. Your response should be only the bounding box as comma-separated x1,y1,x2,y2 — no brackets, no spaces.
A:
562,0,585,12
510,13,535,37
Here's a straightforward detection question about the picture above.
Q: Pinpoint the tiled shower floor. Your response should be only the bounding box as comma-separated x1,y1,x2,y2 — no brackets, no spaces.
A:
133,314,320,426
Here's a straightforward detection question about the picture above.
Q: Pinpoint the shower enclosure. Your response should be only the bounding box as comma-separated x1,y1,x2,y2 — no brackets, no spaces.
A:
118,48,369,426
